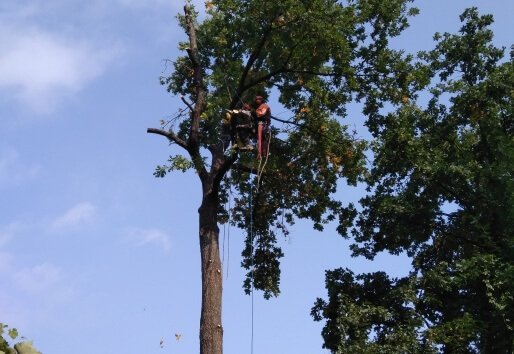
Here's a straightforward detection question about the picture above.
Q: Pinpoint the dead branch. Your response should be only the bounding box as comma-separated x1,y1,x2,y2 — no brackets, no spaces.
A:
184,5,206,147
147,128,188,149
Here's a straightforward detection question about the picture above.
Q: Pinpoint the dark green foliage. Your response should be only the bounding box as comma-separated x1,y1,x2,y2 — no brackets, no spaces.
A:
311,269,431,354
314,8,514,353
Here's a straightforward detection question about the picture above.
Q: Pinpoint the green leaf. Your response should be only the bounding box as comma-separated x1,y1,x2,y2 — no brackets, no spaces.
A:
7,329,17,341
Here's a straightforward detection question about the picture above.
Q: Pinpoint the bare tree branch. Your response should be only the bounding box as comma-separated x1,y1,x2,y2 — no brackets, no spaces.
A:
147,128,188,149
181,95,194,112
184,5,207,150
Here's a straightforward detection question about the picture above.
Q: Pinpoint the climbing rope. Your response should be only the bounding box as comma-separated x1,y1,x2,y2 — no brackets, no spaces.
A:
221,173,233,280
256,129,272,192
248,126,275,353
226,179,232,279
222,218,226,264
249,168,255,354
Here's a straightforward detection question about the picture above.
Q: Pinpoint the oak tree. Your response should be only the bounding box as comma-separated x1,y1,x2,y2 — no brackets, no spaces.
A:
148,0,416,352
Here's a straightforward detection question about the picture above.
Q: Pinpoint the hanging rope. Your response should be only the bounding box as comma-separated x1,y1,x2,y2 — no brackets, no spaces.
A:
249,168,255,354
226,176,232,279
222,217,226,265
220,171,235,283
256,130,272,192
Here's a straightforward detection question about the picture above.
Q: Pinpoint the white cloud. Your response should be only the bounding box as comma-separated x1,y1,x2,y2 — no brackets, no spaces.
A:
0,148,40,188
13,263,62,293
0,1,123,114
51,202,97,230
0,25,121,113
127,228,171,252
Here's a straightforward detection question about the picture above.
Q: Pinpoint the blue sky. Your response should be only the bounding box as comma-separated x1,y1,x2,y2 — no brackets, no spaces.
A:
0,1,512,353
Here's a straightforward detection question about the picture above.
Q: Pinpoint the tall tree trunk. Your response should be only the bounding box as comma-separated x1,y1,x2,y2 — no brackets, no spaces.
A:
198,186,223,354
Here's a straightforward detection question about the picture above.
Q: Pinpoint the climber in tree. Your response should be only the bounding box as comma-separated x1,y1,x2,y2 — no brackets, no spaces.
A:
223,103,254,151
236,103,254,150
252,95,271,159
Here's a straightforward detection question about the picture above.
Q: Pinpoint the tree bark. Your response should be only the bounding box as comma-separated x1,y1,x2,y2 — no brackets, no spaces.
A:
198,184,223,354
